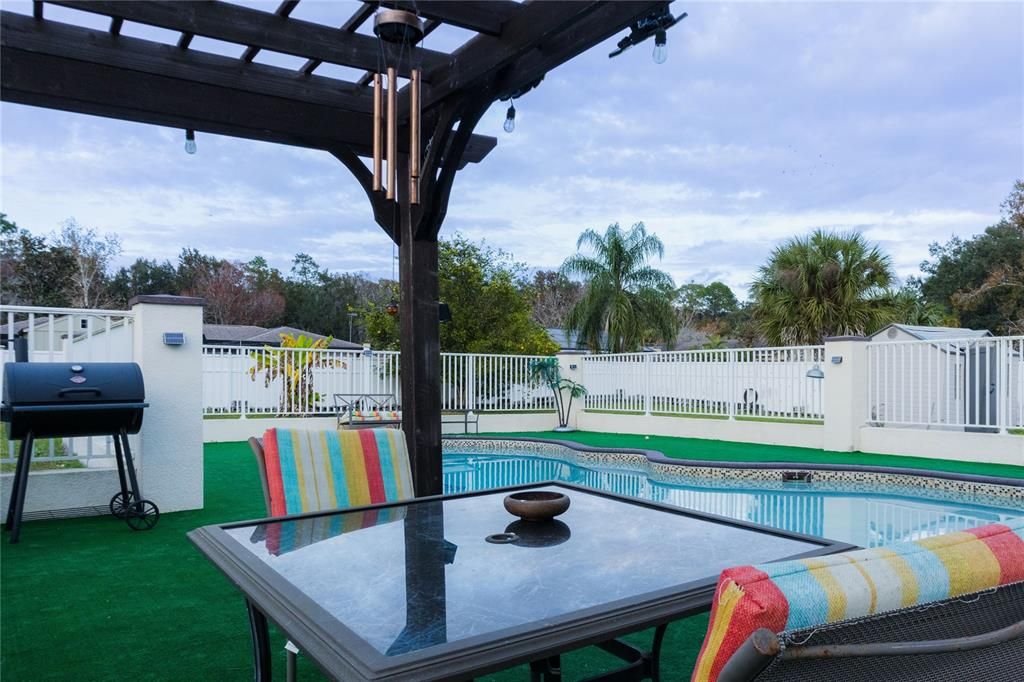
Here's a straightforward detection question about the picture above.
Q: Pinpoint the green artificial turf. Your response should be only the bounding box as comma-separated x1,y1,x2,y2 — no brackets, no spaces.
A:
0,442,708,681
477,430,1024,480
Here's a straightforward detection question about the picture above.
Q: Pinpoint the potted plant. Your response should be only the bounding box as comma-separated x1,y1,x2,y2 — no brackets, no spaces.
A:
528,357,587,432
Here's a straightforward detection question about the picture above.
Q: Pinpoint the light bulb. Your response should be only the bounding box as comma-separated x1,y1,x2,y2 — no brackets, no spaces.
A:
503,103,516,133
652,31,668,64
184,129,197,155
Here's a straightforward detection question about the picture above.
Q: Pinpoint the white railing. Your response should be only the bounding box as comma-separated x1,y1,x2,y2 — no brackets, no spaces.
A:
203,347,554,416
1,304,135,465
866,335,1024,431
443,353,554,412
582,346,826,421
203,346,400,416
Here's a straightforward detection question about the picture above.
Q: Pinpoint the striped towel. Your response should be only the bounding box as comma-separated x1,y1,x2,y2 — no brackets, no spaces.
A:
262,428,414,517
691,517,1024,682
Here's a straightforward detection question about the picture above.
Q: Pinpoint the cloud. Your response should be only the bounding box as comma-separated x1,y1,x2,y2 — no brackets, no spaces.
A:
1,1,1020,297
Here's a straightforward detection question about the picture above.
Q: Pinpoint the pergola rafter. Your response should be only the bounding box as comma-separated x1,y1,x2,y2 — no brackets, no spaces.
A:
0,0,674,496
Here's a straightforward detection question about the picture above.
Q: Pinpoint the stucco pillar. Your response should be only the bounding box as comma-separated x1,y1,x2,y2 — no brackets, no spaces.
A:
822,336,869,452
130,295,205,512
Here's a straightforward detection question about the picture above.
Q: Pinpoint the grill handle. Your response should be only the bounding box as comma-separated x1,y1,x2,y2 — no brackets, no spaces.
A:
57,387,103,397
9,402,150,413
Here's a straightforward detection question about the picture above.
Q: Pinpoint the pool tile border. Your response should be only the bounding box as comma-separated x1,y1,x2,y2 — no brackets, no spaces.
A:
443,437,1024,509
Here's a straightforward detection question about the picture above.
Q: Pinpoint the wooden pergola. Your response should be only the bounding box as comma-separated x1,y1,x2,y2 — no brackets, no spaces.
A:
1,0,673,496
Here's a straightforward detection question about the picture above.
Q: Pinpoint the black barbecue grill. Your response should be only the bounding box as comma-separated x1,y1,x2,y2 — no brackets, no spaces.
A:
1,362,159,543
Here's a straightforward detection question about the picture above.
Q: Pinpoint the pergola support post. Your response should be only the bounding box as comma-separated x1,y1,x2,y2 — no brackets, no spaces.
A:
396,154,444,496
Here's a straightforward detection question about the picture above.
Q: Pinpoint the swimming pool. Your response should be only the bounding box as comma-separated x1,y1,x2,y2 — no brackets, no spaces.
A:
441,443,1024,549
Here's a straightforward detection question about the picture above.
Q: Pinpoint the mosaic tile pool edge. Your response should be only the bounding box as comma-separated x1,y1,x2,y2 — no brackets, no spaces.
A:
442,438,1024,509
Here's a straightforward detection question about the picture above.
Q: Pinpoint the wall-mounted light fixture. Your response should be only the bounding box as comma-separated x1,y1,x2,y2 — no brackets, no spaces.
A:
162,332,185,346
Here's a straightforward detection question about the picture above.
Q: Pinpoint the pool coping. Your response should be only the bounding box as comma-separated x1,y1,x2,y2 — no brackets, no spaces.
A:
443,436,1024,508
446,435,1024,488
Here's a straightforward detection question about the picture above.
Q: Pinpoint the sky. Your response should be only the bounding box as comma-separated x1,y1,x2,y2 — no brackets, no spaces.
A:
1,1,1022,299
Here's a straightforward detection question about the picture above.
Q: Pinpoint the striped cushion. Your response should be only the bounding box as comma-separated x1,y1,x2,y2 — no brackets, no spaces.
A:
691,518,1024,682
350,410,401,422
261,428,414,516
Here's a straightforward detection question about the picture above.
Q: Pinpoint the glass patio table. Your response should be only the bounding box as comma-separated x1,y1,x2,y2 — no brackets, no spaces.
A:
189,482,852,681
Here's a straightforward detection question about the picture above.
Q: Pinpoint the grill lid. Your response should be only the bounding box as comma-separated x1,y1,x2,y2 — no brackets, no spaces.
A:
2,362,145,406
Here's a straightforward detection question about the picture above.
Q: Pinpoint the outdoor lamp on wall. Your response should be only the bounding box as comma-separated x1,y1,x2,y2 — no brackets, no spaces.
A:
439,302,452,322
806,364,825,380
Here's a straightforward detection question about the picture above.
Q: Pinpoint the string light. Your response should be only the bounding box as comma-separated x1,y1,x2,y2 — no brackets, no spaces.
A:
184,129,196,154
503,102,516,133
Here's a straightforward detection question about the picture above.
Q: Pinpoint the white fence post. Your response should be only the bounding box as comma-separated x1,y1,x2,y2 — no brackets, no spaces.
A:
823,335,869,452
467,356,477,412
130,294,205,513
643,354,652,416
728,349,737,420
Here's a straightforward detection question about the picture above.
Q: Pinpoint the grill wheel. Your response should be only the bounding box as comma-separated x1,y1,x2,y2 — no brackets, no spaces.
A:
125,499,160,531
109,492,136,520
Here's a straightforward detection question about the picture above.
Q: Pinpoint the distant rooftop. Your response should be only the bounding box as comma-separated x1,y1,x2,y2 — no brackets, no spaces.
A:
873,323,993,342
203,324,360,350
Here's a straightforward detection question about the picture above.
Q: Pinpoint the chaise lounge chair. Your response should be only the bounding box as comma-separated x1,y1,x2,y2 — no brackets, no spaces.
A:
691,518,1024,681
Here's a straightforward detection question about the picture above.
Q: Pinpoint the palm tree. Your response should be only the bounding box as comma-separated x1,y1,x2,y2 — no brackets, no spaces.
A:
751,230,896,345
561,222,678,353
528,357,587,431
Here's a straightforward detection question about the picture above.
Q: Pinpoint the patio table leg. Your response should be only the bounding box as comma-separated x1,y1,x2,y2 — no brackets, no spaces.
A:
246,600,272,682
530,655,562,681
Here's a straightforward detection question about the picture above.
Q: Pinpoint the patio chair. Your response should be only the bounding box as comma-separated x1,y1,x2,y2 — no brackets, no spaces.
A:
690,518,1024,682
248,427,415,681
248,427,414,517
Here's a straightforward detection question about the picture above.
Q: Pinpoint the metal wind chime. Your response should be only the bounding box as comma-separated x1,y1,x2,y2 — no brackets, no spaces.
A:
372,8,425,205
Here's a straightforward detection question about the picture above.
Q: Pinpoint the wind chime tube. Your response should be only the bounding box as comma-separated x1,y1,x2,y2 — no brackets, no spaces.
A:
410,68,421,205
386,66,397,201
372,73,383,192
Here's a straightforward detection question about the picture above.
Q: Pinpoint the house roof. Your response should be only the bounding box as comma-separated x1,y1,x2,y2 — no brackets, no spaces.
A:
546,328,603,353
873,323,993,341
202,324,269,343
202,324,361,350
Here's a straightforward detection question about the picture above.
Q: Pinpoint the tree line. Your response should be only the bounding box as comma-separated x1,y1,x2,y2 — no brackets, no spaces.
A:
2,179,1020,353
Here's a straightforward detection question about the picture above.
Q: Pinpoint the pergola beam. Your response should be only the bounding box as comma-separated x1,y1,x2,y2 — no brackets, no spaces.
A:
0,11,496,164
240,0,299,64
415,0,603,110
51,1,450,80
299,3,375,76
379,1,518,36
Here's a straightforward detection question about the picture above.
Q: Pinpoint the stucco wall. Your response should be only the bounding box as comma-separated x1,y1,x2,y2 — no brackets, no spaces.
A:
858,427,1024,467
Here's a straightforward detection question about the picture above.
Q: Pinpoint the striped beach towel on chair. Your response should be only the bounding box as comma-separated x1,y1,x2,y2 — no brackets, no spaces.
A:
691,517,1024,682
261,428,414,516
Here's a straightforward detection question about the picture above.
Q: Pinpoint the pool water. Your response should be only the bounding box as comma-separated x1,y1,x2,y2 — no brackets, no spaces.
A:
442,453,1024,549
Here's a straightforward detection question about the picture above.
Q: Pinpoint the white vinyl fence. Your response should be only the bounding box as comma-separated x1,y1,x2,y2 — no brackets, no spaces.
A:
867,335,1024,431
1,305,135,465
203,347,553,416
581,346,826,421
